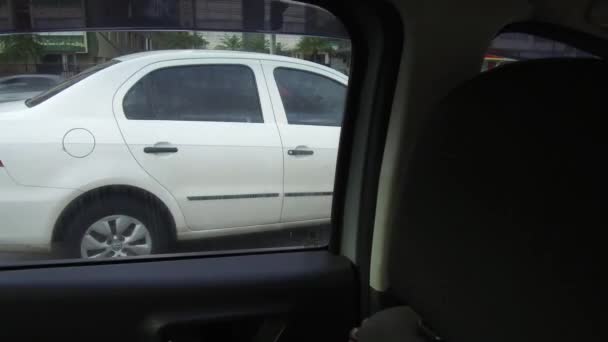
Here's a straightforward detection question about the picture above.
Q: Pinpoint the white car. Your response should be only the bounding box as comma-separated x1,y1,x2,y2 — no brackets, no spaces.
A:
0,50,347,258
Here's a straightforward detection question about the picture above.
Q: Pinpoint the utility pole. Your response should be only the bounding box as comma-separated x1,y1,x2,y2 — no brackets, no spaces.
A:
270,1,288,55
145,32,152,51
270,34,276,54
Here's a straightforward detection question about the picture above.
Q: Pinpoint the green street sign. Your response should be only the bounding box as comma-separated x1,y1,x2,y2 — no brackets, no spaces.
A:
39,34,87,53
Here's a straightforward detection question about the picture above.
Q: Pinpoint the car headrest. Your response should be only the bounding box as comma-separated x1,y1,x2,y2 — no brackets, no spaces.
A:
388,58,608,342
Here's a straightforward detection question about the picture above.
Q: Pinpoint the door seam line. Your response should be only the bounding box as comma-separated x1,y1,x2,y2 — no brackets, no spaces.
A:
259,60,287,222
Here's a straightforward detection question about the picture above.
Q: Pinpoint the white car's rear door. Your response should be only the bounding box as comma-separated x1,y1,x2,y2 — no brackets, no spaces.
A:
261,61,347,223
113,59,283,231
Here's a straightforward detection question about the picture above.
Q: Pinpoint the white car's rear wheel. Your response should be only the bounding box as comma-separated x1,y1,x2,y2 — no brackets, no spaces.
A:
61,195,169,259
80,215,153,258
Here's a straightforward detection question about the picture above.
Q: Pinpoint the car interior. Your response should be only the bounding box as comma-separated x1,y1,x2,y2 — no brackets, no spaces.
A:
1,0,606,341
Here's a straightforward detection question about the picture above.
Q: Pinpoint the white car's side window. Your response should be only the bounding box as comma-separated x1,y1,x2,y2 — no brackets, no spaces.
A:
273,67,346,127
123,64,263,123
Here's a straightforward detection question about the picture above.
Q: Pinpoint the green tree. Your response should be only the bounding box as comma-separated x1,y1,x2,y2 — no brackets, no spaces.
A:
0,35,44,63
151,32,208,49
217,34,242,50
274,42,291,56
295,36,335,59
242,34,269,53
330,38,351,51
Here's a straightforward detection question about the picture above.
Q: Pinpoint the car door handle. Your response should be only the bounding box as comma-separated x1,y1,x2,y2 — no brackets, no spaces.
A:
144,146,178,154
288,149,314,156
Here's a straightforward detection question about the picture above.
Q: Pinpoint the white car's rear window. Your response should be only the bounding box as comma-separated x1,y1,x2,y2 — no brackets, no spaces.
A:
26,60,120,107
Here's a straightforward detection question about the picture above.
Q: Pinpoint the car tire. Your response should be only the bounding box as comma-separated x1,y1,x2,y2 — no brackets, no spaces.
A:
59,194,170,259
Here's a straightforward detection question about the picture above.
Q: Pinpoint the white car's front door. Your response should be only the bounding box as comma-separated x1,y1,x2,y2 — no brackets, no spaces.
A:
262,61,347,223
113,59,283,231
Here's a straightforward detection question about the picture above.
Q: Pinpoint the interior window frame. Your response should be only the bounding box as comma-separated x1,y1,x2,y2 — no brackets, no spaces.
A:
0,0,406,277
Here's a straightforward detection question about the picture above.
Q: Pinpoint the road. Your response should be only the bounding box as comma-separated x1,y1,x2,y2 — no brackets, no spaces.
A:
0,224,331,265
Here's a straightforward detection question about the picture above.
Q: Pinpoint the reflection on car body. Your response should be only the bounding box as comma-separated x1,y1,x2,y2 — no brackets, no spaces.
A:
0,50,347,259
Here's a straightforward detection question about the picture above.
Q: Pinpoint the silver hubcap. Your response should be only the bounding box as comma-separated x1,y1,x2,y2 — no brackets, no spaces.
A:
80,215,152,258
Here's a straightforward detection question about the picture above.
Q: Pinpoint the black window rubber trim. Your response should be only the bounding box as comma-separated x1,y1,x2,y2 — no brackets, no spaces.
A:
188,193,280,200
186,192,333,200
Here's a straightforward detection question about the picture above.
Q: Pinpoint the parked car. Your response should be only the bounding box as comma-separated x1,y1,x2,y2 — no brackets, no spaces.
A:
0,50,347,258
0,74,63,103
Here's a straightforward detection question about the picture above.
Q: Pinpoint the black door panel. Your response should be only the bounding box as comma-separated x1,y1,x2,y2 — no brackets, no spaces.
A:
0,251,356,342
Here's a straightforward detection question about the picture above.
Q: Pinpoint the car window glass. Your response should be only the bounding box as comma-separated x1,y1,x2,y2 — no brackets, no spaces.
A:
124,65,263,123
0,0,350,264
483,32,595,71
25,78,56,88
3,78,25,85
274,68,346,126
122,81,148,119
9,77,57,91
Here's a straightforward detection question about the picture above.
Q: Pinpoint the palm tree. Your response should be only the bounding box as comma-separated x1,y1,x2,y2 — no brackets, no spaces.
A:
274,42,291,56
242,33,269,53
150,32,209,49
295,37,335,60
217,34,242,50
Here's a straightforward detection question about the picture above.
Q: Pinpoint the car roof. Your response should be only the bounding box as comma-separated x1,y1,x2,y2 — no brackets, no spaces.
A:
114,49,347,79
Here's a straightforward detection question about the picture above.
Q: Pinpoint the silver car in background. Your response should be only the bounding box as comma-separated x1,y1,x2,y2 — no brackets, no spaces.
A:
0,74,63,103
